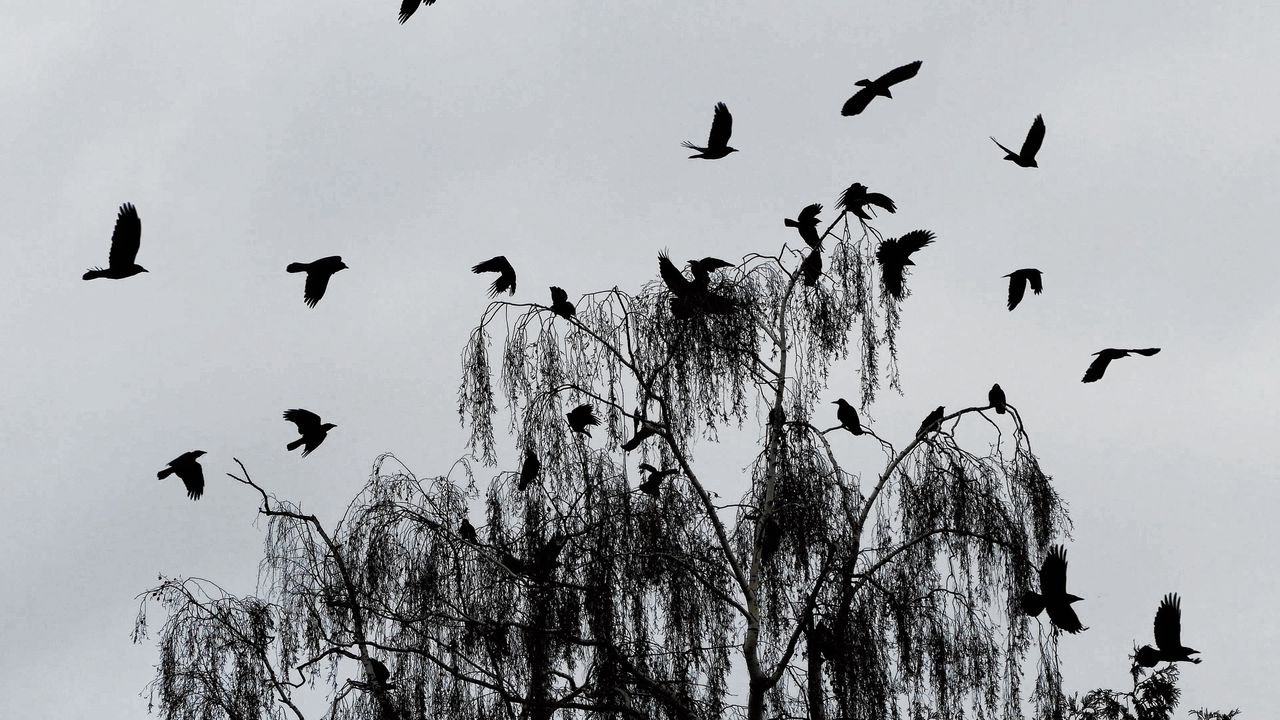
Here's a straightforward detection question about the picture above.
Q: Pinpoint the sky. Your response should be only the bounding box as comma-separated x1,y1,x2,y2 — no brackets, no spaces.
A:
1,0,1277,716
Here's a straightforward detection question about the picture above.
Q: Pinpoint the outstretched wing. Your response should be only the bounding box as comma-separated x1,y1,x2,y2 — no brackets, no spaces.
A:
707,102,733,149
1129,347,1161,357
863,192,898,215
176,464,205,501
1020,114,1045,159
1046,602,1085,634
399,0,435,24
693,257,733,273
303,271,331,308
1153,593,1183,651
841,87,876,116
798,203,822,225
108,203,142,268
1007,273,1027,310
1027,271,1043,294
471,255,511,275
1039,545,1068,597
1081,353,1113,383
990,137,1018,157
896,229,934,256
658,252,692,297
284,408,322,434
878,59,923,88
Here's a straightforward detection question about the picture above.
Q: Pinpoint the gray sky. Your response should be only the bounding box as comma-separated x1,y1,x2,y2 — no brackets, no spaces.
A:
1,0,1276,716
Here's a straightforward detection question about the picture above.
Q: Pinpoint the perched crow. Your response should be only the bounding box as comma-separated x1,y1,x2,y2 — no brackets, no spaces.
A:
621,425,659,452
472,256,516,297
841,60,923,117
992,114,1045,168
1135,594,1201,667
283,408,336,457
158,450,207,501
529,534,567,579
549,286,576,318
682,102,737,159
760,514,782,560
876,230,935,300
688,257,733,288
366,657,391,685
989,383,1007,414
659,252,735,316
566,404,600,436
286,256,348,308
1081,348,1161,383
838,182,897,221
916,406,945,439
84,203,148,280
1020,545,1086,634
832,398,863,435
518,448,541,490
398,0,436,23
784,203,824,249
800,251,823,287
637,462,679,498
1004,268,1043,310
460,517,478,544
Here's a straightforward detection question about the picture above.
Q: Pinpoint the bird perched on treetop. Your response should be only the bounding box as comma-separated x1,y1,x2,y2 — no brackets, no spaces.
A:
637,463,678,498
1004,268,1043,311
566,404,599,436
1134,594,1201,667
841,60,923,117
832,398,863,435
518,448,540,491
83,203,148,280
659,252,736,317
991,114,1045,168
548,286,576,319
800,251,823,287
876,230,935,300
1081,348,1161,383
398,0,436,24
472,256,516,297
682,102,737,159
158,450,207,501
989,383,1007,414
838,182,897,221
916,406,945,439
688,257,733,289
283,408,336,457
1020,545,1086,634
286,256,348,308
460,517,478,544
365,656,391,686
784,203,824,250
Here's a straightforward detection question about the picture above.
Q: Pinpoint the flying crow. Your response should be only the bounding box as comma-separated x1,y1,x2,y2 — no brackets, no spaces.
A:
784,203,824,249
1135,594,1201,667
1004,268,1043,310
158,450,206,500
1020,544,1086,634
398,0,436,24
876,229,935,300
83,203,147,280
472,256,516,297
1081,348,1161,383
682,102,737,159
286,256,348,307
992,114,1045,168
841,60,923,117
283,408,336,457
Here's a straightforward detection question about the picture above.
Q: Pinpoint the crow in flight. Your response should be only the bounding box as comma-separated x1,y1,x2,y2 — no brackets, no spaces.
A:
286,256,348,308
682,102,737,159
688,257,733,288
283,408,336,457
566,404,599,436
398,0,436,23
992,114,1045,168
158,450,207,501
548,286,576,318
659,252,735,316
637,463,678,498
1081,348,1161,383
1004,268,1043,311
800,251,823,287
784,203,824,250
1020,545,1086,634
876,230,935,300
1135,594,1201,667
83,203,147,280
841,60,923,117
472,256,516,297
916,406,945,439
989,383,1007,414
518,448,540,490
838,182,897,221
832,398,863,435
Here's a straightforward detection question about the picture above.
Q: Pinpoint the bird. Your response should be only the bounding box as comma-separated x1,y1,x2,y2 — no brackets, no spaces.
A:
518,448,540,490
1081,348,1161,383
682,102,737,159
916,406,945,438
876,230,935,300
784,203,824,250
838,182,897,221
1020,545,1086,634
499,551,526,576
398,0,436,24
991,114,1045,168
1004,269,1043,311
471,256,516,297
621,425,659,452
158,450,207,501
83,203,148,280
1135,594,1201,667
800,251,823,287
460,517,478,544
688,257,734,288
549,286,576,319
566,404,599,436
637,462,679,498
659,253,736,317
989,383,1007,414
810,620,838,661
283,409,336,457
832,398,863,435
841,60,923,117
286,256,348,308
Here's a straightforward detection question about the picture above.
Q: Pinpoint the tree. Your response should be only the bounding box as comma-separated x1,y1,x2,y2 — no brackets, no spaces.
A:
135,208,1075,720
1067,664,1240,720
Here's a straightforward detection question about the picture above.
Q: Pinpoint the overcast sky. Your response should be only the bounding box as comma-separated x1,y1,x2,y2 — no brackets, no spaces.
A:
1,1,1276,716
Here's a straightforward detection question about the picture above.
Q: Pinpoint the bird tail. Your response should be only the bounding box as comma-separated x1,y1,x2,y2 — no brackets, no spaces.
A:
680,141,698,150
83,268,105,280
287,438,305,452
286,263,307,273
157,467,174,480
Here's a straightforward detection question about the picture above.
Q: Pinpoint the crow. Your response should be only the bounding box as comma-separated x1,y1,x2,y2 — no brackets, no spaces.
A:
989,383,1007,414
838,182,897,221
688,257,733,288
992,114,1045,168
1135,594,1201,667
283,408,336,457
876,230,935,300
810,620,838,661
841,60,923,117
529,534,567,579
1081,348,1161,383
800,251,823,287
784,203,824,250
286,256,348,308
398,0,436,24
499,551,526,575
549,286,576,318
566,404,599,436
832,398,863,435
83,203,148,280
637,462,679,498
472,256,516,297
1020,545,1086,634
659,253,735,316
158,450,206,500
682,102,737,159
621,425,659,452
1004,268,1043,310
460,517,478,544
518,448,541,490
365,657,391,686
916,406,945,439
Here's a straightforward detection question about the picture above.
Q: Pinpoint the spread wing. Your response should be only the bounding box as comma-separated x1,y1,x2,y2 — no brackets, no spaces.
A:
108,203,142,268
1153,594,1182,651
863,192,897,214
1007,273,1027,311
176,464,205,500
399,0,435,24
1027,271,1043,294
1130,347,1161,357
1081,353,1114,383
1046,602,1085,634
798,203,822,225
841,87,876,116
707,102,733,149
990,137,1018,157
878,60,922,87
896,229,934,256
1039,545,1068,597
303,271,331,308
694,257,733,273
658,252,692,297
284,408,322,434
1020,114,1045,159
472,256,512,275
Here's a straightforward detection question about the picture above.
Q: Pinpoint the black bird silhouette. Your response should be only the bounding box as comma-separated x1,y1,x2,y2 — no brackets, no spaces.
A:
810,620,838,661
784,203,824,250
1020,545,1086,634
472,256,516,297
659,253,735,316
548,286,576,318
518,448,541,490
621,425,659,452
832,398,863,435
992,114,1045,168
499,551,526,575
158,450,206,501
1004,268,1043,310
1135,594,1201,667
637,463,678,498
800,251,823,287
682,102,737,159
460,517,478,544
398,0,436,23
286,256,348,308
876,230,935,300
838,182,897,221
989,383,1007,414
1081,348,1161,383
841,60,923,117
283,408,336,457
83,203,147,280
365,657,391,686
529,534,567,579
916,406,945,439
566,404,599,436
688,257,733,288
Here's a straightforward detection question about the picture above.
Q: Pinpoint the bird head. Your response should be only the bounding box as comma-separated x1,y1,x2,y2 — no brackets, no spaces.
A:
322,423,337,431
192,450,207,458
337,260,349,271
